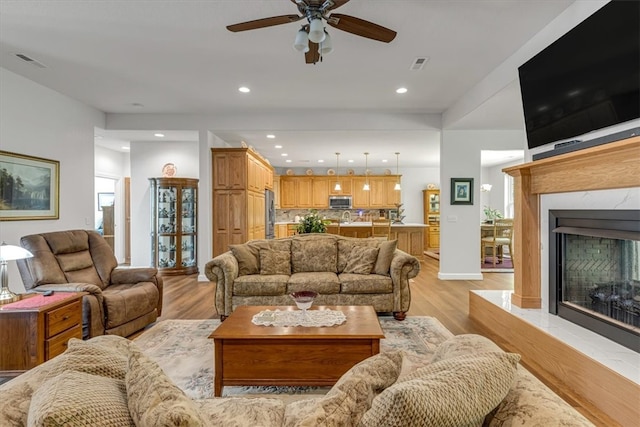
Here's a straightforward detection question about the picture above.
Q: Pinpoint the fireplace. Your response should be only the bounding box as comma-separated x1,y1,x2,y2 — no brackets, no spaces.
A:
549,209,640,352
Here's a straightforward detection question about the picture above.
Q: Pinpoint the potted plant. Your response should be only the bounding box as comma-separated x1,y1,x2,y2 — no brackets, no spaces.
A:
483,206,504,224
296,209,331,234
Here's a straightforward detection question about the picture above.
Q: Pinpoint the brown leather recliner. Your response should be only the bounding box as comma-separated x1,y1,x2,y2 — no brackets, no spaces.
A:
17,230,163,339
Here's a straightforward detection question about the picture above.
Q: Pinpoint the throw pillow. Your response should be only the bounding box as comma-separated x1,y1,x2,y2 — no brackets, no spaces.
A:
374,239,397,276
125,344,206,427
291,237,337,273
259,249,291,275
229,243,260,276
46,337,129,380
343,246,380,275
337,238,378,273
359,352,520,427
28,370,135,427
284,351,403,427
431,334,503,363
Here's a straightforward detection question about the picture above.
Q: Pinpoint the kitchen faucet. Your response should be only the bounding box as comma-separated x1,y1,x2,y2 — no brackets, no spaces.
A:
341,210,351,224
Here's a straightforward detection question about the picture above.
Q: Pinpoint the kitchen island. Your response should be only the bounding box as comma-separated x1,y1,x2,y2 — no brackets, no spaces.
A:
328,222,426,256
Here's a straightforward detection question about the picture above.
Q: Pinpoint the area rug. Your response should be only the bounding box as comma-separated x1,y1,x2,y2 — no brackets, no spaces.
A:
133,316,453,399
481,256,513,272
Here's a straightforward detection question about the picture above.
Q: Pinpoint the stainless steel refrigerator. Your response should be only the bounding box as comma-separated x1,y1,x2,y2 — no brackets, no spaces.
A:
265,189,275,239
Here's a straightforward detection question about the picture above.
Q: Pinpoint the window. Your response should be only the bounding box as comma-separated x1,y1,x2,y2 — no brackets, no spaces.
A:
504,174,514,218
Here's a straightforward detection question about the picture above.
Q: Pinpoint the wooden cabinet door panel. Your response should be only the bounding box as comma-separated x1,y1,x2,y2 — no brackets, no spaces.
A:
280,178,296,208
312,177,329,208
296,178,313,208
352,177,369,208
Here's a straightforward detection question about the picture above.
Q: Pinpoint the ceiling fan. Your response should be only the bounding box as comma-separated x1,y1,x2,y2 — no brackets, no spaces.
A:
226,0,397,64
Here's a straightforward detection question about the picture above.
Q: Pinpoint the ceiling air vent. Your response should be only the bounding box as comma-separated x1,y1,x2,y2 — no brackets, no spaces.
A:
409,57,429,71
15,53,47,68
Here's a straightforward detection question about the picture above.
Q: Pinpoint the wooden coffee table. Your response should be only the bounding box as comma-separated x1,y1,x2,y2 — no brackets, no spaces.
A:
210,305,384,396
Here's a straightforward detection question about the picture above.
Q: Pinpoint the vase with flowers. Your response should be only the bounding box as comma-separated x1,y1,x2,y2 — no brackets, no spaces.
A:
483,206,503,224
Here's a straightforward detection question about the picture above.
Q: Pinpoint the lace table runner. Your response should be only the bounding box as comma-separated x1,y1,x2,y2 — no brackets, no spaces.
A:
251,309,346,327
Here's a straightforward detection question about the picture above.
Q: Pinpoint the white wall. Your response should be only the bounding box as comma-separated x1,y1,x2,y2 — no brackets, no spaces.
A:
129,141,199,267
438,130,525,280
0,68,105,292
95,145,130,263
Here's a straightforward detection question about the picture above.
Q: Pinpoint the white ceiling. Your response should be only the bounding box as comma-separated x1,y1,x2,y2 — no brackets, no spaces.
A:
0,0,571,167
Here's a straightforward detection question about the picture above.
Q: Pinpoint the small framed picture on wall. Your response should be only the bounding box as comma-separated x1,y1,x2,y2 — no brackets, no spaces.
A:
450,178,474,205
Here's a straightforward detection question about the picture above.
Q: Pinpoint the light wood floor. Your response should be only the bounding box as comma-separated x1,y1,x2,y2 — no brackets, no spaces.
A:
154,256,608,426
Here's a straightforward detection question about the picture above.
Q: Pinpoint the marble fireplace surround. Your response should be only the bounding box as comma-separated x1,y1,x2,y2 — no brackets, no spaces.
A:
469,135,640,426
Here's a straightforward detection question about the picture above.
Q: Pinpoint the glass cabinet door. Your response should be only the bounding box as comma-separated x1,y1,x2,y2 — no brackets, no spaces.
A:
150,178,199,275
429,192,440,214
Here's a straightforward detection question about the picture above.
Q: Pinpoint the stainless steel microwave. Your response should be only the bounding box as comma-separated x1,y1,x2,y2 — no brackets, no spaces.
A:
329,196,352,209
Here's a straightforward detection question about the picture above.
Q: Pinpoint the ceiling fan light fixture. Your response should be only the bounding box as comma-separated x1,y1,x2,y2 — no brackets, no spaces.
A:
319,30,333,55
308,18,325,43
293,28,309,52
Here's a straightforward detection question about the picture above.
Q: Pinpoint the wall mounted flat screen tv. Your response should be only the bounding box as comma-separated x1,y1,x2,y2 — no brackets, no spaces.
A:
518,0,639,150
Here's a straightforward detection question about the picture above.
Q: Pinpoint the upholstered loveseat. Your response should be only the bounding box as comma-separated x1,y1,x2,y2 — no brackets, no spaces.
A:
205,234,420,321
17,230,163,338
0,332,594,426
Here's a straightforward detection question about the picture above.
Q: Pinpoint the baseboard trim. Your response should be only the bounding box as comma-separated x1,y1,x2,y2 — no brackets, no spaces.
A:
437,272,483,280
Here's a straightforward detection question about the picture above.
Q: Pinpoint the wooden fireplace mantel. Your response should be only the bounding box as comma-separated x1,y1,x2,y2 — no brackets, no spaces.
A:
503,135,640,308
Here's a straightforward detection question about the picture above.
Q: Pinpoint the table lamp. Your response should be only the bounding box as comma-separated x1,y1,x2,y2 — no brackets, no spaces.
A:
0,242,33,305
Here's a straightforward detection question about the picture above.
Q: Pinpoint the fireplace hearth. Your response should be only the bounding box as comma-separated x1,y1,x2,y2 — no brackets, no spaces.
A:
549,209,640,352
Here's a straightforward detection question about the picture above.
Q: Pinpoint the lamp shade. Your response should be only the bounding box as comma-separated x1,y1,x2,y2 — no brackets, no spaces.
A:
308,18,326,43
293,28,310,52
319,30,333,55
0,243,33,261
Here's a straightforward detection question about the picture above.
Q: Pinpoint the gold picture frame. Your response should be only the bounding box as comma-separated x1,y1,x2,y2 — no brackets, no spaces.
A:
0,151,60,221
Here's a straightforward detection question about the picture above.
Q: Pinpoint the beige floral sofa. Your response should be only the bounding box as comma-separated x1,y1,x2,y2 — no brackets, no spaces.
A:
0,333,594,426
205,234,420,321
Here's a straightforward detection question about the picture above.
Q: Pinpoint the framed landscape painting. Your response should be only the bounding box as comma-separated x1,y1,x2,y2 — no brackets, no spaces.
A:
0,151,59,220
450,178,474,205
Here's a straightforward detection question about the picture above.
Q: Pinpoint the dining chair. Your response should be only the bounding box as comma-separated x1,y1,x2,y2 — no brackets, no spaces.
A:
480,218,514,266
371,219,392,240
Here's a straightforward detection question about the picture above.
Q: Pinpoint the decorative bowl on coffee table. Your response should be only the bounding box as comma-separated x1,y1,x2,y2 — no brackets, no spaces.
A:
290,291,318,316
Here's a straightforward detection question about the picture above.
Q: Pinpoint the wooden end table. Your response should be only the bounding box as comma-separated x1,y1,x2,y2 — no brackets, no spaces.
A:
0,292,85,376
210,305,384,397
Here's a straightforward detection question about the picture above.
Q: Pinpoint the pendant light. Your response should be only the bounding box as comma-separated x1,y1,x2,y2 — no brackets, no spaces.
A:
394,152,401,191
363,152,370,191
334,152,342,192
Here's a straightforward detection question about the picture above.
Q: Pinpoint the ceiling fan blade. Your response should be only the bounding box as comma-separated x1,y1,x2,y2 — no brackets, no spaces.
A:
327,13,397,43
305,42,320,64
227,15,303,32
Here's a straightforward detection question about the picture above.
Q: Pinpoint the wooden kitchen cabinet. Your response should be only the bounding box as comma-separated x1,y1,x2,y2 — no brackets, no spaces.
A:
211,148,274,256
329,177,352,195
423,189,440,250
279,176,326,209
0,292,85,375
353,176,400,208
352,177,369,208
312,177,329,208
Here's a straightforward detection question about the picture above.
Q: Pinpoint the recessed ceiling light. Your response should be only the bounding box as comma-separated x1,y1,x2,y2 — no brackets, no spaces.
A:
286,159,292,163
318,159,324,163
347,159,354,163
382,159,388,163
238,86,250,93
267,134,275,139
122,146,130,150
275,145,283,149
281,153,288,157
396,87,408,94
154,133,165,137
